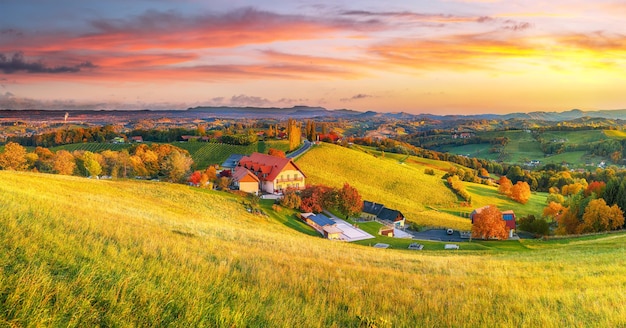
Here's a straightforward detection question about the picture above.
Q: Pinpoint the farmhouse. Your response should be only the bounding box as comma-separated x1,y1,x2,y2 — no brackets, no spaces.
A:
361,200,406,228
470,206,516,238
131,136,143,143
238,152,306,194
301,213,343,240
231,166,260,194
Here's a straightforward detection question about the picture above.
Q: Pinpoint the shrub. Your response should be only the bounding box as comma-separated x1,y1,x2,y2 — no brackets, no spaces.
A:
424,168,435,175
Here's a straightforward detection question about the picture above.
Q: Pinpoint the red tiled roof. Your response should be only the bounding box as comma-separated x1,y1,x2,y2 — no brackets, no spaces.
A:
238,152,305,182
232,166,260,183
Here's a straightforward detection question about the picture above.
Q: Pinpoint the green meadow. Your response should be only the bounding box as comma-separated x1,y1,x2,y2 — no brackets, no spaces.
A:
1,171,625,327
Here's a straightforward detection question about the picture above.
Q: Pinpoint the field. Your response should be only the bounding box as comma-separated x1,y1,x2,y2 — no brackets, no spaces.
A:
442,183,548,218
604,129,626,140
173,140,290,168
51,142,131,153
298,144,471,230
1,171,626,327
440,130,612,167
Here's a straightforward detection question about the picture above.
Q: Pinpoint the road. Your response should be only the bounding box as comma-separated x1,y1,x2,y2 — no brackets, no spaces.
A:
409,229,465,242
287,140,312,159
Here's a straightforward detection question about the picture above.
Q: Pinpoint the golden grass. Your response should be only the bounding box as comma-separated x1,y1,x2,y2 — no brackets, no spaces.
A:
1,171,626,327
604,129,626,140
297,143,470,229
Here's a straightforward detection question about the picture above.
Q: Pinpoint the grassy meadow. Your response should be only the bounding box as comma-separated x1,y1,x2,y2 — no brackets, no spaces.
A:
297,143,471,230
1,171,626,327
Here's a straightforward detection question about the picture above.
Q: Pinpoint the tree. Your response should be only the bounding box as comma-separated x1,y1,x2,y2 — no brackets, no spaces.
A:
287,118,301,152
82,151,102,177
510,181,531,204
518,215,550,236
336,183,363,219
543,201,565,221
268,148,286,158
161,150,193,182
217,176,231,190
603,178,620,206
280,188,302,209
300,184,335,213
53,150,76,175
471,205,508,240
0,142,27,171
585,181,606,198
579,199,624,233
188,171,202,186
497,176,513,196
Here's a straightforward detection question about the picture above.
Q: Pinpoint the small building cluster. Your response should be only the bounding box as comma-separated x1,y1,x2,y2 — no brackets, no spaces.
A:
301,213,343,240
361,200,406,228
227,152,306,195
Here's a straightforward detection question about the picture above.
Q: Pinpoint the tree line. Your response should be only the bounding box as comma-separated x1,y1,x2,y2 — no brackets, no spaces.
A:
0,142,193,182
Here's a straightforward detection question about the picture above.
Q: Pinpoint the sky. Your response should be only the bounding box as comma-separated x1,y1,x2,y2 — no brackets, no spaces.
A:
1,0,625,114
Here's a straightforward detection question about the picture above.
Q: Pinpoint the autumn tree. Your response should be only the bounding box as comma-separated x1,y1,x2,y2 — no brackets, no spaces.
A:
0,142,27,171
188,171,202,186
217,176,231,190
300,184,335,213
497,176,513,196
584,181,606,197
287,118,301,152
268,148,286,158
579,199,624,233
161,150,193,183
280,188,302,209
471,205,508,240
53,150,76,175
510,181,531,204
336,183,363,219
543,201,565,221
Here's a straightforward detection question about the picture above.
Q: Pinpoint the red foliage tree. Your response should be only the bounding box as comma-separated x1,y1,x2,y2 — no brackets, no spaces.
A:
300,185,335,213
336,183,363,219
188,171,202,186
471,205,508,240
584,181,606,197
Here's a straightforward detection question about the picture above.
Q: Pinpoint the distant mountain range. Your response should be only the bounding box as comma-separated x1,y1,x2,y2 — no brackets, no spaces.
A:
3,106,626,122
189,106,626,121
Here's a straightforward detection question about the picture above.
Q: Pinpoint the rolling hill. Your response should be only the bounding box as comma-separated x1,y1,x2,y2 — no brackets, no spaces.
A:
296,143,548,230
1,171,625,327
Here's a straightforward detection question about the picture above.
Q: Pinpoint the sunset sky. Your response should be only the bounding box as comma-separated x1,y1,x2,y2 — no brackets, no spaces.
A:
1,0,625,114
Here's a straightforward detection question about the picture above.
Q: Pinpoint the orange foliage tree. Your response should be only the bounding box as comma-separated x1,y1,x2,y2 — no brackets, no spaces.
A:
471,205,508,240
510,181,531,204
497,176,513,196
268,148,286,158
543,201,565,221
579,199,625,233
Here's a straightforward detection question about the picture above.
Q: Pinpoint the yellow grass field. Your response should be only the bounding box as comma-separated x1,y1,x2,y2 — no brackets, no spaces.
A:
1,171,626,327
297,143,548,229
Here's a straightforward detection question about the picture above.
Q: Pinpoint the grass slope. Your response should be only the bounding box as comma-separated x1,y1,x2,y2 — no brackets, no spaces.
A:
1,171,626,327
297,143,471,230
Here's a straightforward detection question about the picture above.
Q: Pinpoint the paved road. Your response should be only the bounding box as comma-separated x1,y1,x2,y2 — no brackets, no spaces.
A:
287,140,312,159
409,229,465,242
